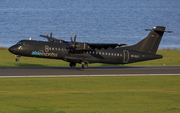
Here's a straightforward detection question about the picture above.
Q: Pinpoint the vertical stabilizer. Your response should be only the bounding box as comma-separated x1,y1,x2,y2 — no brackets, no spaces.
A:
123,26,166,54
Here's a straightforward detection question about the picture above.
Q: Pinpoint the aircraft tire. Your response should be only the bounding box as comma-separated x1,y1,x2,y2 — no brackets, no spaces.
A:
15,58,20,62
82,63,88,69
70,62,76,68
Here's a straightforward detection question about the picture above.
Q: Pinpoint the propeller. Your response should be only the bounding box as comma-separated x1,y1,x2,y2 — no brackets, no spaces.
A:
44,31,53,42
69,34,77,48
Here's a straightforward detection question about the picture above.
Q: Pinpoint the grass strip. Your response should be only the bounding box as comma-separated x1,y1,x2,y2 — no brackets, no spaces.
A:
0,76,180,113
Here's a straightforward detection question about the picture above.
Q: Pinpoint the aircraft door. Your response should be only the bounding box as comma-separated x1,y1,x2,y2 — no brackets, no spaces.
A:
123,50,129,63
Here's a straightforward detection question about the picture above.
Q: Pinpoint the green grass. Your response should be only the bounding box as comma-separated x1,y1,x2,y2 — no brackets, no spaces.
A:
0,49,180,67
0,76,180,113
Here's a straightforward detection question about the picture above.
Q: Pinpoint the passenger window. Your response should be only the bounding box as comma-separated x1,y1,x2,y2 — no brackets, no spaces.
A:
45,46,49,52
117,53,119,56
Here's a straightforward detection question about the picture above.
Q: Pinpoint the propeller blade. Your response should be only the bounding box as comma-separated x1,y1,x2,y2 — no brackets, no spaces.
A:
70,35,73,43
50,31,53,42
45,32,51,42
74,34,77,44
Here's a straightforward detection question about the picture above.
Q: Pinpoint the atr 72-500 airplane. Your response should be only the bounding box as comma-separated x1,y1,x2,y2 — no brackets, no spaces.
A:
9,26,171,69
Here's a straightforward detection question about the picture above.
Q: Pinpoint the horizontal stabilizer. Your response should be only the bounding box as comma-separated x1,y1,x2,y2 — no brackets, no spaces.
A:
145,29,173,33
154,29,173,33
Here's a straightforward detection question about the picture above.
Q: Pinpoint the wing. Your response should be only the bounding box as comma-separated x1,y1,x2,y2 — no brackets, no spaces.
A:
74,43,126,50
87,43,126,49
40,32,126,50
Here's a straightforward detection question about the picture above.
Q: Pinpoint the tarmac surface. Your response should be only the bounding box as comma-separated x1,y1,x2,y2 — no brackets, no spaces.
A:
0,66,180,78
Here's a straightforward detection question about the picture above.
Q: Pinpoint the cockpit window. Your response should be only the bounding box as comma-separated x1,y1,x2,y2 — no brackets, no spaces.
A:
17,42,22,45
17,42,29,46
23,42,29,46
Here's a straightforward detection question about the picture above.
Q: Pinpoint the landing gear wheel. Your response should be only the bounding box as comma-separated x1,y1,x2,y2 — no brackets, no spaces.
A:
70,62,76,68
15,55,21,62
82,63,88,69
15,58,20,62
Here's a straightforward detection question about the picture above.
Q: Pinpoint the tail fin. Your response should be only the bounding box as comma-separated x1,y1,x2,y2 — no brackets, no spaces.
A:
123,26,167,54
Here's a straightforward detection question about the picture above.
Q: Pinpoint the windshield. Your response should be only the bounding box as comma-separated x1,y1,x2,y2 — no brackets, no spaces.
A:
17,42,29,46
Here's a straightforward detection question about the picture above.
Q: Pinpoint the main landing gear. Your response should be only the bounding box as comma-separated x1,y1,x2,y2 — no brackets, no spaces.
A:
69,62,88,69
15,55,21,61
69,62,76,68
82,62,88,69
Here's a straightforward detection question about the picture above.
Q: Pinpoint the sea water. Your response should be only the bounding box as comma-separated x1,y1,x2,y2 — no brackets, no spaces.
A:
1,0,180,49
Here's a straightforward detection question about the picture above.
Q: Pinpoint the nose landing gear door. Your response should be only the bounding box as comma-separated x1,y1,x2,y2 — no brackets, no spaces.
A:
123,50,129,63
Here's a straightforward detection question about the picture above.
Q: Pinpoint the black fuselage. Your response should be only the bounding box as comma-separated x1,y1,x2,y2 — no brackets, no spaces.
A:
9,40,162,65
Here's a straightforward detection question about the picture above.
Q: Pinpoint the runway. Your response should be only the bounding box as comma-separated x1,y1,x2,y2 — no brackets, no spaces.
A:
0,66,180,78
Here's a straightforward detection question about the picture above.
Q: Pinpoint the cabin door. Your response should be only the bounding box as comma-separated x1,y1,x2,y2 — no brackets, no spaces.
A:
123,50,129,63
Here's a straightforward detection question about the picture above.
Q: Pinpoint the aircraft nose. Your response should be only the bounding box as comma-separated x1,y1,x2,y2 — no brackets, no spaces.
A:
8,46,16,54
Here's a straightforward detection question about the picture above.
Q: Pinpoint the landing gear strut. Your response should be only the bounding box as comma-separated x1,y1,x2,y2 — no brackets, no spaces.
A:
69,62,76,68
82,62,88,69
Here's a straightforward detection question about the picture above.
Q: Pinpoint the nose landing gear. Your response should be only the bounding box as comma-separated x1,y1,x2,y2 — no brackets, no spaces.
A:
15,55,21,61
